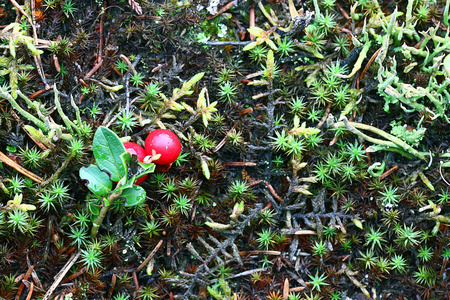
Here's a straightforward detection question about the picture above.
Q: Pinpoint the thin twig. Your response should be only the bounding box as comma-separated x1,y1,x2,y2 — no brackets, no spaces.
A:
379,165,398,180
249,6,255,40
60,267,86,284
42,252,80,300
40,154,74,186
119,54,137,75
360,46,382,79
25,282,33,300
106,274,116,300
136,240,163,273
206,1,235,20
132,272,140,296
283,278,289,300
205,41,251,46
213,122,238,153
83,58,103,80
0,151,43,183
26,255,43,289
265,181,283,202
15,266,33,300
223,162,257,167
336,2,350,19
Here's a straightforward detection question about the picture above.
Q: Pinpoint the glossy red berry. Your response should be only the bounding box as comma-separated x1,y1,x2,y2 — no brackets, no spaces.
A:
145,129,181,165
123,142,148,185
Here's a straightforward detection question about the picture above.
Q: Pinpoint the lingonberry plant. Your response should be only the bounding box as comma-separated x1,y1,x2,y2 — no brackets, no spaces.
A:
79,126,155,238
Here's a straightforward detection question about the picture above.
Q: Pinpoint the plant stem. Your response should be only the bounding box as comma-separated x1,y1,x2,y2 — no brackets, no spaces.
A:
331,116,426,160
91,190,122,238
0,88,47,132
54,86,76,135
41,152,75,186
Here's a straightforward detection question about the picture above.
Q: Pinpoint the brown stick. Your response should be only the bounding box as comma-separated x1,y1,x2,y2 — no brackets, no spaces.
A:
42,252,80,300
83,58,103,80
25,282,34,300
223,162,257,167
15,266,34,300
167,239,171,256
106,274,116,300
231,15,247,40
293,230,317,235
60,266,86,284
0,151,43,183
336,3,350,19
289,287,306,293
22,279,46,293
379,165,398,180
239,250,281,255
98,7,104,65
119,54,137,75
27,255,43,289
249,6,255,40
29,85,54,99
213,122,239,153
136,240,164,273
360,46,382,80
151,62,168,73
265,181,283,202
249,179,263,187
206,1,235,20
316,103,332,129
132,271,140,296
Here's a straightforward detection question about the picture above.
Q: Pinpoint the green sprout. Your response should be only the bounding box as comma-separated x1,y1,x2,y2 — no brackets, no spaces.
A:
130,72,144,87
312,240,329,257
308,271,329,292
256,228,275,249
61,0,78,17
80,247,103,272
218,81,237,103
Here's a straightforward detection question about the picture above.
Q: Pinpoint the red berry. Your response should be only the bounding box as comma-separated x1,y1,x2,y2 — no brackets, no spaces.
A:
145,129,181,165
123,142,148,185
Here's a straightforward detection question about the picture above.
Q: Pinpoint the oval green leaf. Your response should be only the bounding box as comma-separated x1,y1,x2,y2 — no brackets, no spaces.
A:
121,185,146,207
352,218,363,230
88,201,100,216
79,165,112,196
93,126,127,182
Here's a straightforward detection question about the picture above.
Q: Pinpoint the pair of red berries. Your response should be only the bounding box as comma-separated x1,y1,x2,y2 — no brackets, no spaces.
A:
124,129,181,185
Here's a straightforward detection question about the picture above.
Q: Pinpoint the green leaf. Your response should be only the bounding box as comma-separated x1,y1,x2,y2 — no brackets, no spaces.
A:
242,41,258,51
181,72,205,93
122,185,146,207
79,165,112,196
137,162,156,177
352,218,363,229
93,126,127,182
120,151,131,181
88,202,100,216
